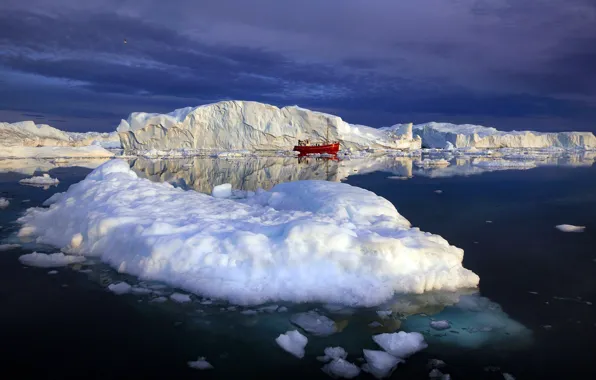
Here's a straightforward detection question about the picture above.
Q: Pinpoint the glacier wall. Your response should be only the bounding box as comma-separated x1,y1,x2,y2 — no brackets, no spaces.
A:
0,121,120,148
117,101,421,151
408,122,596,149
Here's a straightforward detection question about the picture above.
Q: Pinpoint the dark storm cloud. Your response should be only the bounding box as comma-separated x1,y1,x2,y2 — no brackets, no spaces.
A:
0,0,595,132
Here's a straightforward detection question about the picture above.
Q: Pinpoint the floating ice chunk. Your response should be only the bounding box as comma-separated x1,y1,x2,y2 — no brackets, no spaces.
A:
376,310,392,319
369,321,383,328
170,292,191,303
187,357,213,370
131,287,153,295
277,306,288,313
241,309,258,315
19,174,59,187
108,282,132,295
47,270,58,275
212,183,232,198
0,244,21,251
257,304,279,313
0,197,9,208
372,332,428,358
430,320,451,330
322,358,361,379
18,160,479,306
555,224,585,233
503,373,515,380
276,330,308,358
427,359,446,368
362,349,403,379
150,296,167,303
291,311,337,336
434,190,443,194
317,346,348,362
18,252,85,267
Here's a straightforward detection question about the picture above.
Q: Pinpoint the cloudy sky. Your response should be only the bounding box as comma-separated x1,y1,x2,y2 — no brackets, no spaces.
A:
1,0,595,132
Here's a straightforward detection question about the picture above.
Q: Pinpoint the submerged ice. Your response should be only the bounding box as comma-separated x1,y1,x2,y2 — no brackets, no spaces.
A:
18,160,478,306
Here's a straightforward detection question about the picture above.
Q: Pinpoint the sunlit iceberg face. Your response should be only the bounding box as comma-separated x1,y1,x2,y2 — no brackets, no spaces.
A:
400,293,533,350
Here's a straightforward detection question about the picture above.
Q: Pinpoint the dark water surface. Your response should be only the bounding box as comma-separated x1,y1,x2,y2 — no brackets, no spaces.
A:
0,157,594,379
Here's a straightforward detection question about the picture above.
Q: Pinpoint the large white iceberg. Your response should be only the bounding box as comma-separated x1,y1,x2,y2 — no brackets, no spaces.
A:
117,101,421,152
18,160,478,306
383,122,596,149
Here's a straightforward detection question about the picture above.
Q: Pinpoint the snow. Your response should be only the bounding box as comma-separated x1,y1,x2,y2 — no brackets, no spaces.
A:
372,332,428,358
322,358,361,379
317,347,348,362
170,292,192,303
108,282,132,295
0,244,21,251
362,349,403,379
291,311,337,336
117,100,421,152
18,159,479,306
18,252,85,267
430,320,451,330
187,357,213,370
275,330,308,358
19,174,59,187
0,197,9,208
0,146,115,159
410,122,596,149
212,183,232,198
555,224,585,232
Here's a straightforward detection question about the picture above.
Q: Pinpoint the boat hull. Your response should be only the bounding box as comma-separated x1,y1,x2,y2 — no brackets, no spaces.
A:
293,142,340,155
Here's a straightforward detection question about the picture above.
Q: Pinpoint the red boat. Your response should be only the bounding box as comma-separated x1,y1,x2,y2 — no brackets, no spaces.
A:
293,142,340,155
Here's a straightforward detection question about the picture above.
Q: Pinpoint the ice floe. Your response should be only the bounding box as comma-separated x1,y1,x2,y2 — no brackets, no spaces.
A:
291,311,337,336
187,357,213,370
372,332,428,358
18,160,479,306
362,349,403,379
108,282,132,295
18,252,85,267
275,330,308,358
170,292,191,303
322,358,361,379
19,174,59,187
317,346,348,362
0,197,9,208
555,224,585,232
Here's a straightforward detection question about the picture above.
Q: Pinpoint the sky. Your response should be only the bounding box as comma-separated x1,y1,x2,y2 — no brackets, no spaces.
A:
0,0,595,132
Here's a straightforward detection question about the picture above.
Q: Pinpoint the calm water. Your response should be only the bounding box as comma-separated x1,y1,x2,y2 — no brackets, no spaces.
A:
0,155,594,379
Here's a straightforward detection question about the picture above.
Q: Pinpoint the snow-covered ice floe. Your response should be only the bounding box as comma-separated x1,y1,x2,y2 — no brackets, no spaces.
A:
555,224,585,233
18,174,60,187
276,330,308,358
18,252,85,267
18,160,479,306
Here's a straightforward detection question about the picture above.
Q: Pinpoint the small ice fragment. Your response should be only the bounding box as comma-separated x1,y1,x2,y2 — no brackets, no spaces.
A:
18,252,85,267
369,321,383,328
317,346,347,362
277,306,288,313
241,309,258,315
486,220,493,223
170,293,191,303
227,306,237,311
542,325,552,330
131,287,153,295
430,320,451,330
429,369,444,378
187,357,213,370
19,174,60,187
555,224,585,233
503,373,515,380
0,197,9,208
372,332,428,358
528,291,539,295
427,359,446,368
212,183,232,198
200,300,213,305
257,305,279,313
434,190,443,194
362,349,403,379
376,310,392,319
291,311,337,336
322,358,361,379
150,296,167,303
47,270,58,275
108,282,132,295
276,330,308,358
0,244,21,251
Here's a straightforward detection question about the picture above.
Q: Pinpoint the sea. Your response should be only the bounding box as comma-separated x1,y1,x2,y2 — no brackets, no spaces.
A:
0,152,594,379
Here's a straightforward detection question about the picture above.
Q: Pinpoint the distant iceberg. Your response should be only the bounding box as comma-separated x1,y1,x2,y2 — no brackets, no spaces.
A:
117,101,421,152
18,160,478,306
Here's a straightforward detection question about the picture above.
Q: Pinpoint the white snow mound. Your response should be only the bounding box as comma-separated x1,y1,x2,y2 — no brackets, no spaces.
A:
18,252,85,267
276,330,308,358
17,160,479,306
372,331,428,358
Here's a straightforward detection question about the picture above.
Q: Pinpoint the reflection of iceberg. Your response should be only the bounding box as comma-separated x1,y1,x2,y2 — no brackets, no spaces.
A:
0,158,112,176
400,293,533,350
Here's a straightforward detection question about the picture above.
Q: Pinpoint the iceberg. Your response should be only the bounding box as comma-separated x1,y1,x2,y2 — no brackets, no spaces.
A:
386,122,596,149
0,121,120,158
18,160,478,306
117,101,421,152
